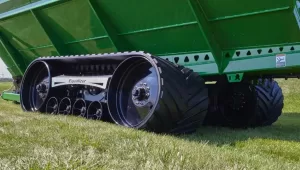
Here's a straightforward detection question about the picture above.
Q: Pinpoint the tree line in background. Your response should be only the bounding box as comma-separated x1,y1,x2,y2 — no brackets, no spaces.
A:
0,78,13,82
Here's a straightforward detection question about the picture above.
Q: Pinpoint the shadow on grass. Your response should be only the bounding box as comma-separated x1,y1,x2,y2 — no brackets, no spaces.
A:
178,112,300,146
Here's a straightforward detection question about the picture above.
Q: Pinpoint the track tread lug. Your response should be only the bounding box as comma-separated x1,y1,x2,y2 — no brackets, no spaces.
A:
254,79,284,126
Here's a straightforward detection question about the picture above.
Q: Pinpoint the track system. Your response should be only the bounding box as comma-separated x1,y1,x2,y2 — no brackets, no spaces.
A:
20,52,209,134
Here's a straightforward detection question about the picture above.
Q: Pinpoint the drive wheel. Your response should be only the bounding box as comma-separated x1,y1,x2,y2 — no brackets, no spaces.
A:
107,54,209,134
253,79,284,126
20,61,51,112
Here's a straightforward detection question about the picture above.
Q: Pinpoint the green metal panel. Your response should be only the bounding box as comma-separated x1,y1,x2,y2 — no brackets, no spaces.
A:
0,11,58,66
0,0,299,78
0,0,30,14
188,0,223,72
96,0,211,55
0,33,26,76
223,45,300,74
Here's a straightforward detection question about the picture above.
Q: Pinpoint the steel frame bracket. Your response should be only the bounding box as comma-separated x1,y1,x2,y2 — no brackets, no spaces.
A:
1,92,20,103
227,73,244,83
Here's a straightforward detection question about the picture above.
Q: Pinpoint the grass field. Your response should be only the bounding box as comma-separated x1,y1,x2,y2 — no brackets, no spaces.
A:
0,80,300,169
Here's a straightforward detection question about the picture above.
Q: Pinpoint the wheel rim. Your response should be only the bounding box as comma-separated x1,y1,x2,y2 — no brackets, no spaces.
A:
20,61,51,112
72,99,86,117
219,83,257,127
58,97,72,115
107,56,160,128
46,97,58,114
87,101,103,120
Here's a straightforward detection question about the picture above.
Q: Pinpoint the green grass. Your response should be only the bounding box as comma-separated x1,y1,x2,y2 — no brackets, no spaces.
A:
0,80,300,169
0,82,12,92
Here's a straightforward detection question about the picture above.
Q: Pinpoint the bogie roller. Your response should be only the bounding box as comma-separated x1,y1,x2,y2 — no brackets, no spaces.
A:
87,101,103,120
71,98,87,117
58,97,72,115
46,97,59,114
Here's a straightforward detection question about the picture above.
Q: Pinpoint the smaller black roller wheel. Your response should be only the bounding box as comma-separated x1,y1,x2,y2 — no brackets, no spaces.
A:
72,99,87,117
253,79,284,126
58,97,72,115
46,97,58,114
87,101,103,120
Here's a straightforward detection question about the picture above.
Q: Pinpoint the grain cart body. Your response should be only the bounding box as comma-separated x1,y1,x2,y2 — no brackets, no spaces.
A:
0,0,298,133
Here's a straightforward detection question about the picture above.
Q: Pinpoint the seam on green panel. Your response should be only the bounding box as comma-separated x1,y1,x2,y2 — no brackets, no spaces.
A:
0,0,60,19
17,35,111,50
65,36,109,45
18,44,53,51
209,7,290,22
118,22,198,36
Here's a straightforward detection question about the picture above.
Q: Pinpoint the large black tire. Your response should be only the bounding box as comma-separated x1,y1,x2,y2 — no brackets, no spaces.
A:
253,79,284,126
204,78,284,128
157,58,209,134
107,54,209,134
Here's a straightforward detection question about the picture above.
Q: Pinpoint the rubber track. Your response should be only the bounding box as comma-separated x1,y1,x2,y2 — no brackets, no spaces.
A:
253,79,284,126
34,51,209,134
141,57,209,134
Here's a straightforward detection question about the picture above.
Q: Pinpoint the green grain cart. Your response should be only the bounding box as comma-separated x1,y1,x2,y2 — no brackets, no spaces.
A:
0,0,298,134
